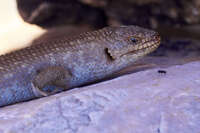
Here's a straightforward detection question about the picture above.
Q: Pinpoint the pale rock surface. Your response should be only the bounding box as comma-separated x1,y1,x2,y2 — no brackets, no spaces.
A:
0,61,200,133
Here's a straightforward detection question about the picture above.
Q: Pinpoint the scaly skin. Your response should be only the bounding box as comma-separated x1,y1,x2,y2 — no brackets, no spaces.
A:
0,25,160,107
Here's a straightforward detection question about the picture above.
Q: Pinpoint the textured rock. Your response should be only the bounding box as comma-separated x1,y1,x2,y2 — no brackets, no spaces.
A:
0,61,200,133
16,0,107,28
106,0,200,28
16,0,200,29
79,0,108,7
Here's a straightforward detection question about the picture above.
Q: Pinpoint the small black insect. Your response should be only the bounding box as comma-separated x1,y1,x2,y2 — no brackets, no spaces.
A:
158,70,167,74
157,128,160,133
130,37,137,43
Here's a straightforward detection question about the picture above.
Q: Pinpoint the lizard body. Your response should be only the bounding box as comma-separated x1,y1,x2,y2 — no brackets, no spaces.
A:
0,25,160,107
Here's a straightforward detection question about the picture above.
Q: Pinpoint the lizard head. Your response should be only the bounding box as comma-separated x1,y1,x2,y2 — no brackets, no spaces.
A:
104,25,161,60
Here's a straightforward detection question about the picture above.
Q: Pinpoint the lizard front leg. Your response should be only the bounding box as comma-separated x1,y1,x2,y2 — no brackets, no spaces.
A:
32,66,71,97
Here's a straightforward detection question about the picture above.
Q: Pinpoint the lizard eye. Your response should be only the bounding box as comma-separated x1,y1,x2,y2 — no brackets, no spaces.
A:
130,37,138,43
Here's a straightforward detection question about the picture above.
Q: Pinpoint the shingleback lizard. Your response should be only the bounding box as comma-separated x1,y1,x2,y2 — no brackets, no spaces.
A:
0,25,160,107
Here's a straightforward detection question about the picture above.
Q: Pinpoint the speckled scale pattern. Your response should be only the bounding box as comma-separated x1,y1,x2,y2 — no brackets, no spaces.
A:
0,28,111,74
0,25,160,107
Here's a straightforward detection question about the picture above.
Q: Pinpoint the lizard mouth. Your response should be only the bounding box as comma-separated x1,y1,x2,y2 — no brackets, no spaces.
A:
105,34,161,60
121,32,161,57
124,37,161,56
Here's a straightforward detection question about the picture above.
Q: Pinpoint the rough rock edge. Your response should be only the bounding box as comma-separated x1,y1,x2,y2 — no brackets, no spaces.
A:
0,61,199,133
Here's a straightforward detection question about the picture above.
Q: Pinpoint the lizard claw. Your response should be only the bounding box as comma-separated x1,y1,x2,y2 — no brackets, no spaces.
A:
31,83,64,97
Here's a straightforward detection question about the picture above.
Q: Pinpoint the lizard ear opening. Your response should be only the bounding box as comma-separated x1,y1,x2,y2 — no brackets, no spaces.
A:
105,48,115,61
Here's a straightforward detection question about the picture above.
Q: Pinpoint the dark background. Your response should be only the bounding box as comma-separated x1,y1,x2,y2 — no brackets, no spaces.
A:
16,0,200,62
